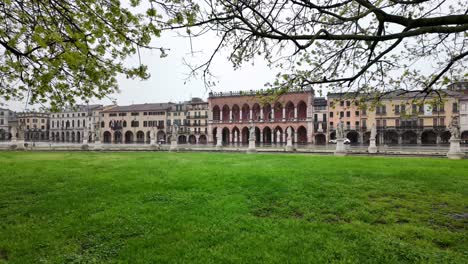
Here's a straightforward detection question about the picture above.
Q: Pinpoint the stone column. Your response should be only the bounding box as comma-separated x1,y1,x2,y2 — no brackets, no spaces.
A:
259,131,263,144
436,135,441,144
249,109,253,121
260,109,264,121
282,108,286,121
229,110,232,123
239,109,243,123
271,108,275,121
220,110,223,122
294,132,297,143
271,131,274,144
234,131,238,144
294,107,297,121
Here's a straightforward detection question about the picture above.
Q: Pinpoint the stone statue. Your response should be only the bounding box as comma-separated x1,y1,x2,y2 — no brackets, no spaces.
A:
370,123,377,140
286,127,292,140
94,128,100,141
249,121,255,140
448,117,460,140
337,121,345,139
10,126,17,140
172,124,179,140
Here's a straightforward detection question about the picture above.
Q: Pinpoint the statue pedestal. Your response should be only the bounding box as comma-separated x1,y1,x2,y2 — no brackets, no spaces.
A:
94,141,102,150
247,139,256,153
447,139,465,160
10,139,25,150
169,140,178,152
334,138,347,156
368,138,377,154
285,139,294,152
216,138,222,150
82,139,88,145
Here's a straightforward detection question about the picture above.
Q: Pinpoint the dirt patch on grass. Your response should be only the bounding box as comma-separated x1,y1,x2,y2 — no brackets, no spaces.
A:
0,248,8,260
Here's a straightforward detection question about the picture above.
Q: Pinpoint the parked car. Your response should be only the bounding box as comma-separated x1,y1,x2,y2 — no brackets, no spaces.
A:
328,138,351,144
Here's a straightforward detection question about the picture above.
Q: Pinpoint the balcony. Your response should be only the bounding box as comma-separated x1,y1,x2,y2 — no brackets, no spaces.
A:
186,115,208,119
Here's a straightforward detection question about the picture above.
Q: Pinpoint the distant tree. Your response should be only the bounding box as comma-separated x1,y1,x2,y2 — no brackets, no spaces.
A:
0,0,177,110
166,0,468,99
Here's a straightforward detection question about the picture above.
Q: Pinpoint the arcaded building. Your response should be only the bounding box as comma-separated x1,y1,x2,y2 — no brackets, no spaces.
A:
208,87,314,145
16,112,50,141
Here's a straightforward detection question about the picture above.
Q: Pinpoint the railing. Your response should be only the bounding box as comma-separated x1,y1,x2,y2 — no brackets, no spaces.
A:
208,87,313,97
186,115,208,119
376,125,447,131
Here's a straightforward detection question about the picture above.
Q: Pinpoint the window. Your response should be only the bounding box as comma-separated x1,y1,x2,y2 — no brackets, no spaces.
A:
131,112,139,116
346,101,351,107
346,111,350,117
377,120,381,127
119,113,127,116
77,120,80,127
439,117,445,126
453,103,458,112
131,120,139,127
101,121,104,128
323,114,326,122
395,105,400,114
362,119,367,128
419,118,424,127
0,119,4,125
355,111,359,117
123,121,127,127
83,120,85,127
396,119,400,127
340,101,344,107
355,121,359,127
329,112,334,118
110,113,117,117
330,122,334,127
314,114,318,122
340,111,344,118
412,104,417,113
143,121,147,127
329,102,334,107
383,120,387,127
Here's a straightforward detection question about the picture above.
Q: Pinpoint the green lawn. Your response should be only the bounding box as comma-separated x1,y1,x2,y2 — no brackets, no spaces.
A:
0,152,467,263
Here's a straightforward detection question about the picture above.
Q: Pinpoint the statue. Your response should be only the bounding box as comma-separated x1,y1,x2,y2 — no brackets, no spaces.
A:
286,127,292,140
448,117,460,140
370,123,377,140
94,128,100,141
10,126,17,141
336,121,345,139
249,121,255,140
172,124,179,141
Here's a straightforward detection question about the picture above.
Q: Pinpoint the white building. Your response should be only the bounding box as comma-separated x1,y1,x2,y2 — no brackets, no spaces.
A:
0,108,15,140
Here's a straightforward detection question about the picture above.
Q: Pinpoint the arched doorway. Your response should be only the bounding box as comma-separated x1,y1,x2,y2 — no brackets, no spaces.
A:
232,104,240,121
297,126,307,144
125,131,134,143
178,135,187,144
222,105,230,121
384,130,399,145
346,130,359,144
440,131,451,144
103,131,111,143
255,127,261,143
315,134,326,145
330,131,336,140
274,126,283,144
199,135,207,144
421,130,437,144
297,101,307,120
77,131,81,143
222,127,230,144
136,131,145,143
212,127,218,145
114,131,122,143
71,132,75,143
252,103,261,121
232,127,240,143
242,104,250,121
263,127,272,144
263,104,272,121
274,102,282,121
461,131,468,144
285,101,294,120
189,135,197,144
402,131,417,144
241,127,249,144
212,105,220,121
157,131,166,143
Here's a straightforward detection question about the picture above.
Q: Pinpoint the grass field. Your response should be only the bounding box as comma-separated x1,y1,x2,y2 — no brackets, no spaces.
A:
0,152,467,263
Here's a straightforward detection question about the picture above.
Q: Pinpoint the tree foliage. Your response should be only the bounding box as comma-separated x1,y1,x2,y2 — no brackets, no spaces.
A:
0,0,177,110
167,0,468,98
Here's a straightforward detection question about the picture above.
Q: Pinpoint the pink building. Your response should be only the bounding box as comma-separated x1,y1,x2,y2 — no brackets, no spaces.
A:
207,88,315,145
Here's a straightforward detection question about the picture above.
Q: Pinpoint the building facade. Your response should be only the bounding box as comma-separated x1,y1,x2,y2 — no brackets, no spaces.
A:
186,98,209,144
208,87,314,145
100,103,171,144
16,112,50,141
49,105,103,143
0,108,15,140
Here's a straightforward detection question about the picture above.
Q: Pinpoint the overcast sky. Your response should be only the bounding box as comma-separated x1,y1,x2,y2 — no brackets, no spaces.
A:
5,30,279,112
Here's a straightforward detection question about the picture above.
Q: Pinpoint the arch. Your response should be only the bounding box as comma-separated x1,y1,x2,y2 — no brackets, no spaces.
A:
384,130,399,145
263,126,272,144
55,132,59,142
88,133,92,142
241,127,249,144
212,105,220,121
114,131,122,143
363,132,371,144
274,102,283,120
255,127,261,143
232,127,241,143
297,101,307,120
252,103,261,121
61,132,65,142
212,127,218,145
263,103,272,121
232,104,240,121
178,135,187,144
146,131,151,143
123,120,127,128
71,132,75,142
77,131,81,143
461,131,468,144
103,131,112,143
285,101,295,120
136,131,145,143
402,131,417,145
329,131,336,140
66,131,70,142
242,104,250,121
222,127,230,144
315,134,326,145
199,135,207,144
189,135,197,144
421,130,437,145
297,126,307,144
346,130,359,144
155,130,164,143
274,126,283,144
222,105,230,121
440,131,451,144
124,131,134,143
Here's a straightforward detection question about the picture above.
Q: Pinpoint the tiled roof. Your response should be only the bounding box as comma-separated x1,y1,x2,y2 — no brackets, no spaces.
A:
102,103,174,113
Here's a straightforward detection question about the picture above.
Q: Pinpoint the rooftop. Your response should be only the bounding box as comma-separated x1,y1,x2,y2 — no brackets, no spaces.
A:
208,87,314,98
102,103,174,113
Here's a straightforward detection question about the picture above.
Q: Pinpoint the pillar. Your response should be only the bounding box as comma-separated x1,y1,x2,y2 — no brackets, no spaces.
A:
271,131,274,143
220,110,223,122
272,108,275,121
249,109,253,121
260,109,264,121
294,132,297,143
436,134,441,144
398,134,402,145
294,107,297,121
417,134,422,145
260,131,263,143
282,108,286,121
229,110,232,123
239,109,243,122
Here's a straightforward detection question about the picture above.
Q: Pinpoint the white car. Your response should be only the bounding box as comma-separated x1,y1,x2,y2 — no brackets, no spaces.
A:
328,138,351,144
